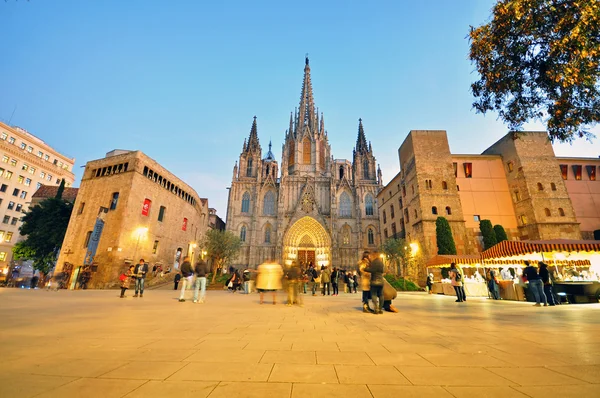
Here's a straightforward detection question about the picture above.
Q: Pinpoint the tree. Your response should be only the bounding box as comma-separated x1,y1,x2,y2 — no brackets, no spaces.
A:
200,229,242,283
469,0,600,143
494,224,509,243
480,219,498,250
381,237,407,276
13,197,73,280
436,217,457,255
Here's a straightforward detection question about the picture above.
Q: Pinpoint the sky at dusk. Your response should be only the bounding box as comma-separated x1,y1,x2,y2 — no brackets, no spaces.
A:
1,0,598,216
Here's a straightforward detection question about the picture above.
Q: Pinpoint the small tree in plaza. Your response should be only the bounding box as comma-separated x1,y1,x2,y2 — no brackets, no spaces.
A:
436,217,457,255
480,219,497,250
200,229,242,283
381,237,408,276
494,224,509,243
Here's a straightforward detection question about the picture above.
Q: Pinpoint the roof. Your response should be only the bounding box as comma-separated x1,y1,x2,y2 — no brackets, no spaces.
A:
32,185,79,202
481,239,600,259
426,254,482,268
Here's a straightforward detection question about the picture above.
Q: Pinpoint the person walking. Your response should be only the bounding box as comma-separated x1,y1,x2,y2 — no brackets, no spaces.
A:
178,257,194,302
243,266,251,294
488,268,500,300
174,273,181,290
308,264,318,296
133,259,149,298
352,271,359,293
320,265,331,296
426,273,434,294
538,262,556,306
523,260,547,307
449,263,465,302
364,251,385,314
119,265,135,298
285,261,303,306
256,262,283,305
331,267,339,296
192,259,209,303
358,258,373,313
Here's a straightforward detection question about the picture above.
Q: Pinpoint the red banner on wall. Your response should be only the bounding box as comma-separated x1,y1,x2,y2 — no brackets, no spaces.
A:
182,217,188,231
142,199,151,216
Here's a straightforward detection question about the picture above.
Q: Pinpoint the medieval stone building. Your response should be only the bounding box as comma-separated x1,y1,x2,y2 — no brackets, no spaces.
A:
226,58,382,269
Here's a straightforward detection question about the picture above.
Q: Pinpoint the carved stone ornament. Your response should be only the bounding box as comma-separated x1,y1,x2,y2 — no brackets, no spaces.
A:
301,188,316,213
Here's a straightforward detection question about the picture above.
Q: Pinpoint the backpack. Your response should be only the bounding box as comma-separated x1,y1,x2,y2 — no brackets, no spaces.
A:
454,271,462,282
312,269,318,279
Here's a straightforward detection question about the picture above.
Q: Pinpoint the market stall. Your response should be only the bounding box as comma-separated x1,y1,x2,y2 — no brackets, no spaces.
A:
426,254,488,297
481,239,600,303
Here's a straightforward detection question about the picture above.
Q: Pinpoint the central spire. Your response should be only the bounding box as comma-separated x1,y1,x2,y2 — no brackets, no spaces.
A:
297,56,317,135
245,116,260,153
355,118,369,154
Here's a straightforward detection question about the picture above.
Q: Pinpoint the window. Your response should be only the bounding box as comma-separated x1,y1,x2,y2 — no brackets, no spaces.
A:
10,159,16,167
20,191,27,199
152,240,159,254
453,162,458,177
28,167,35,175
560,164,568,180
339,166,344,179
551,182,557,191
7,201,14,210
425,179,432,189
303,137,311,164
446,206,452,215
37,151,43,158
264,225,271,243
0,231,4,241
0,133,6,140
339,192,352,217
572,165,582,180
544,208,551,217
15,204,22,212
44,154,49,161
457,185,460,191
514,190,522,201
78,202,85,215
474,215,481,222
383,210,387,224
414,209,418,218
586,165,596,181
27,146,33,153
241,192,250,213
384,229,388,239
18,175,24,184
363,160,369,179
442,181,448,190
519,215,528,225
391,222,397,237
0,252,5,261
288,141,295,164
262,191,276,215
537,182,544,191
158,206,166,222
8,137,15,144
25,178,31,187
36,182,42,190
507,161,514,172
1,156,7,163
404,208,410,223
411,185,414,195
47,174,52,181
10,217,18,225
109,192,119,210
402,185,406,197
20,143,26,150
367,228,374,245
12,188,19,197
399,198,403,209
246,158,253,177
558,208,565,217
40,171,46,178
240,226,247,242
2,215,9,224
84,231,92,248
365,194,374,216
432,206,438,215
22,164,28,171
5,232,12,242
463,162,473,178
390,205,395,219
0,184,6,192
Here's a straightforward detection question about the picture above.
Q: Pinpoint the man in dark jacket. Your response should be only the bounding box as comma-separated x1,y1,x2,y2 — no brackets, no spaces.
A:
523,260,547,307
133,259,148,297
193,260,209,303
364,251,385,314
178,257,194,302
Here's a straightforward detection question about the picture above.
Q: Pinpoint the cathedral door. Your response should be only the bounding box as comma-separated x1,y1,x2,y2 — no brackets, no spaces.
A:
297,250,315,266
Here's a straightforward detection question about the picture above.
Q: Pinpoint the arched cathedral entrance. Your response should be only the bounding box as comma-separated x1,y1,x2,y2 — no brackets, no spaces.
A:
283,216,331,268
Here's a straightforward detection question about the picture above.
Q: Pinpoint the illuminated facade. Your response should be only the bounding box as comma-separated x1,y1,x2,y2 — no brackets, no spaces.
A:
226,58,383,269
56,150,210,288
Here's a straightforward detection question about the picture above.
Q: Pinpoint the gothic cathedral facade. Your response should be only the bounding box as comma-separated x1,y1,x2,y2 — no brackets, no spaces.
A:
226,58,382,269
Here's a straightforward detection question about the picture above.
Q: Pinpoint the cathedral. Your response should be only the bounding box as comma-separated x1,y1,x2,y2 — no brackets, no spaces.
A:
226,57,382,269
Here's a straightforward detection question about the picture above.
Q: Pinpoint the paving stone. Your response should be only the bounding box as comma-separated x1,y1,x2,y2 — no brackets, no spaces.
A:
398,366,514,386
168,362,272,382
368,385,454,398
208,382,292,398
316,351,375,365
269,364,338,383
260,350,317,364
444,386,530,398
123,381,217,398
335,364,410,384
99,361,186,380
366,351,434,366
35,378,146,398
514,385,600,398
419,352,511,367
185,348,265,363
548,365,600,383
291,383,371,397
487,367,589,386
0,374,76,398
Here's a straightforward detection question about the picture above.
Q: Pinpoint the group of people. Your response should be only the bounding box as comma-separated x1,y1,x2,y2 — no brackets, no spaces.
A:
177,256,210,303
119,259,149,298
523,260,557,306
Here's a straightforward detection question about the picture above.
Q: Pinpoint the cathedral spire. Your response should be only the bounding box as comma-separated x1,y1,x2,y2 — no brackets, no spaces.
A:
297,55,316,135
288,112,294,139
245,116,260,153
355,118,368,154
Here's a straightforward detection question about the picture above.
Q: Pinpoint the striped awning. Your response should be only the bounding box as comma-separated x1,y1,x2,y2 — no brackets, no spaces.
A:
528,240,600,253
426,254,481,268
480,240,538,259
481,239,600,259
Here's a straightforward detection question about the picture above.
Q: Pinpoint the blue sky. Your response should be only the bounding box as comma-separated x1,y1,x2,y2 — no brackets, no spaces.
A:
1,0,598,215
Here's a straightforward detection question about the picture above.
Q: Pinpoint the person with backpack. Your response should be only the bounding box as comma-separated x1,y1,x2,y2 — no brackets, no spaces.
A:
449,262,465,302
307,264,318,296
119,265,135,298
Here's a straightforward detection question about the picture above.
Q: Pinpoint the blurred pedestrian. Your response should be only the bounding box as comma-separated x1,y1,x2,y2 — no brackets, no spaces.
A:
383,278,398,312
488,268,500,300
174,273,181,290
256,262,283,305
449,263,465,303
285,261,303,306
426,273,434,294
178,256,194,302
358,255,374,313
364,251,385,314
321,265,331,295
193,259,209,303
331,267,339,296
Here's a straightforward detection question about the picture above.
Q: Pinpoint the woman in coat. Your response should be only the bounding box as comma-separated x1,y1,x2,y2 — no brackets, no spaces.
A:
449,263,465,303
119,265,135,298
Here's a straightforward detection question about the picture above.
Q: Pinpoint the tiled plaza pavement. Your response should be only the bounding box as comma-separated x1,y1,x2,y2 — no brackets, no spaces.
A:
1,288,599,398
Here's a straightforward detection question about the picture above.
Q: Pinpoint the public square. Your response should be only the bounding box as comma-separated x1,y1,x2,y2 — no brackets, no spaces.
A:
1,288,599,398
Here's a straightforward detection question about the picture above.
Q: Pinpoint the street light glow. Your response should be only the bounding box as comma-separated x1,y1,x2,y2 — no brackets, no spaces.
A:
410,242,419,254
135,227,149,236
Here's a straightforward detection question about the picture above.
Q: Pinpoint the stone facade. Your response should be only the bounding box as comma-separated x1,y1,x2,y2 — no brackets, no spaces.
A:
378,130,598,282
56,150,210,289
226,58,382,269
0,121,75,272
